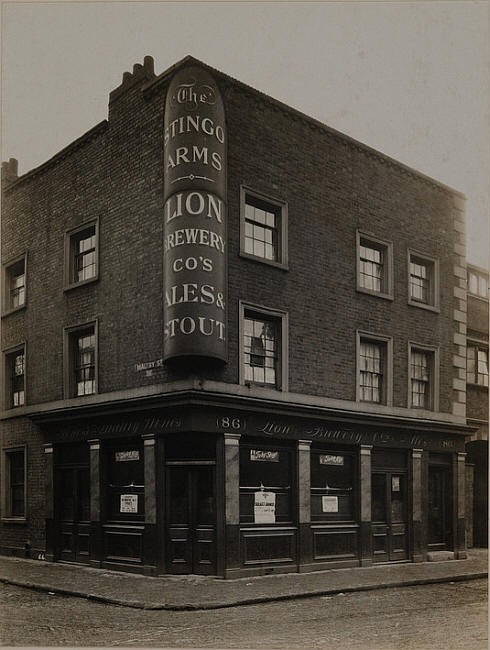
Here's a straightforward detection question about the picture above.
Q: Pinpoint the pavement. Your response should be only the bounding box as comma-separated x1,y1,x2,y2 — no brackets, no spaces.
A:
0,549,487,611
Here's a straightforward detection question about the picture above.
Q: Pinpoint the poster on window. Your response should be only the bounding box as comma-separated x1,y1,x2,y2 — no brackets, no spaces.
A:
115,450,139,462
392,476,400,492
319,454,344,466
322,496,339,513
250,449,279,462
254,491,276,523
120,494,138,513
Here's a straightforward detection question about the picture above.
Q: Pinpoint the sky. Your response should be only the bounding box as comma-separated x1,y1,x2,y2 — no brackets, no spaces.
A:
2,1,489,267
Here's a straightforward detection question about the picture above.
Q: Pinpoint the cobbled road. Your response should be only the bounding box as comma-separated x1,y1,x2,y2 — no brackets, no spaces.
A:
0,578,487,649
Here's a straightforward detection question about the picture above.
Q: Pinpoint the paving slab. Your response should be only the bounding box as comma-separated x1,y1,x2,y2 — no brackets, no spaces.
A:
0,549,486,611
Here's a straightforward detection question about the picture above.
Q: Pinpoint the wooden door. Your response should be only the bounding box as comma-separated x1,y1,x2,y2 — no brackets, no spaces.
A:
58,466,90,563
428,466,451,550
372,472,408,562
166,465,216,575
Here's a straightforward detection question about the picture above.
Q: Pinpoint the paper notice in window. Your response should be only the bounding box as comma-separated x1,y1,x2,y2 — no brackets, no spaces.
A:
254,491,276,523
120,494,138,513
322,496,339,513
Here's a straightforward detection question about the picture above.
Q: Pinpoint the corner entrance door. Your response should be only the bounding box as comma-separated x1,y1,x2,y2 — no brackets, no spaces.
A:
57,466,90,563
428,466,451,550
371,472,408,562
166,465,216,575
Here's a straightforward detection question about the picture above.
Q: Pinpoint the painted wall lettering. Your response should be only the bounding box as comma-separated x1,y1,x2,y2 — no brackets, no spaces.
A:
163,66,227,361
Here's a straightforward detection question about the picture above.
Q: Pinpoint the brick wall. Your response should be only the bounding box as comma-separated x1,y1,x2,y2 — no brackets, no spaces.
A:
0,417,45,555
1,60,462,412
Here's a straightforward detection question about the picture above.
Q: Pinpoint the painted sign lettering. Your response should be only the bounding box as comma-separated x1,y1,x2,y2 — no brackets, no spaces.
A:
250,449,279,462
115,450,140,462
163,66,227,361
319,454,344,466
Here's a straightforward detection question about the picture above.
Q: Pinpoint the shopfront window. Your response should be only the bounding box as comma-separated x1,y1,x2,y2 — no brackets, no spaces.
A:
239,445,292,524
106,441,144,521
310,451,355,521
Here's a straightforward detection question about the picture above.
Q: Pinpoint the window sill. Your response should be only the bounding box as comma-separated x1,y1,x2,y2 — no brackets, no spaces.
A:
356,287,393,301
358,398,393,407
239,251,288,271
243,381,283,391
1,304,26,318
466,382,489,390
408,299,440,313
63,276,99,292
1,517,27,524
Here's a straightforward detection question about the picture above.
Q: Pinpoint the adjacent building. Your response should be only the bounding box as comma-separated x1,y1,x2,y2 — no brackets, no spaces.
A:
1,56,473,577
465,264,489,548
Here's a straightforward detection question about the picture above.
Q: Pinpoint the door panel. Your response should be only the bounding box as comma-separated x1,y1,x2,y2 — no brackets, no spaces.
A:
371,472,408,562
166,466,216,575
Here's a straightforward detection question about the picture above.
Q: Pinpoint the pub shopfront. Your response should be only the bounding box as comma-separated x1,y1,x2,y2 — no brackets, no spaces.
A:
38,400,467,578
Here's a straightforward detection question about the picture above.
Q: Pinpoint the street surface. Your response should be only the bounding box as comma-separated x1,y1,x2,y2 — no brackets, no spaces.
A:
0,579,487,649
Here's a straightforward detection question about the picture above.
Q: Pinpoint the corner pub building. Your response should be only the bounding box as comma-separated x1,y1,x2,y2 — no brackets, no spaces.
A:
1,56,472,578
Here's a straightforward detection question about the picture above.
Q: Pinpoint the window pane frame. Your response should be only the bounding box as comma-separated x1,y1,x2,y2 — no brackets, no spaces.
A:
65,220,99,289
2,447,26,519
356,232,393,300
357,332,392,406
408,250,439,311
240,187,287,268
409,345,438,411
64,322,98,398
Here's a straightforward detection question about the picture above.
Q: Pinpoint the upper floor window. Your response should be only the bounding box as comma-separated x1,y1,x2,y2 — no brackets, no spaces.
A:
409,344,439,410
64,220,99,289
2,254,26,314
1,447,26,520
408,251,439,311
240,187,287,268
240,303,288,390
64,322,97,397
468,268,489,299
357,332,392,405
4,345,25,408
356,232,393,299
467,344,489,387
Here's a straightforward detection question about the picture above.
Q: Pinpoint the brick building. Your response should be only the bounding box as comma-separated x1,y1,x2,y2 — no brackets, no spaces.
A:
465,264,488,548
1,55,472,577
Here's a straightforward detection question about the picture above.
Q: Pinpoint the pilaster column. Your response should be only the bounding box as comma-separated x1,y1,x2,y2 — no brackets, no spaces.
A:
142,434,157,575
43,444,55,561
411,449,424,562
359,445,372,566
223,434,241,577
88,439,102,567
142,435,156,524
88,440,101,521
454,451,467,559
297,440,312,570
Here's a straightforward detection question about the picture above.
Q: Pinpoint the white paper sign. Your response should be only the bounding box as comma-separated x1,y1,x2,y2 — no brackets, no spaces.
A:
250,450,279,462
392,476,400,492
254,491,276,523
115,450,139,462
322,496,339,513
319,454,344,466
120,494,138,513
